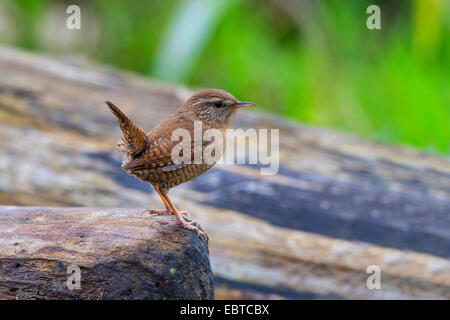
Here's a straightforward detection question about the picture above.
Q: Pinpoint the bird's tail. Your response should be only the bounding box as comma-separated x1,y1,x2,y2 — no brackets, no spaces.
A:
105,101,148,158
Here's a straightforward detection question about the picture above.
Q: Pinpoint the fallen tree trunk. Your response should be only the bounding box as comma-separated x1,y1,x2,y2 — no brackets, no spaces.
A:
0,45,449,299
0,206,213,300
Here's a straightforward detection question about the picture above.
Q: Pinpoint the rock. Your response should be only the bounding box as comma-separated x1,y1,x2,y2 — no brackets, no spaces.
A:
0,206,214,300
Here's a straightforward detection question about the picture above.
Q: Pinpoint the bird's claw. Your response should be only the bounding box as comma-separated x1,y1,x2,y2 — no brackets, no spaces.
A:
141,209,171,218
143,209,207,240
179,211,191,219
177,219,207,240
141,209,190,219
187,220,198,226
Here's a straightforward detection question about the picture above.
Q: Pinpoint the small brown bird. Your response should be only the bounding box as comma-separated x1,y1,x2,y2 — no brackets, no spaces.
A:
106,89,255,238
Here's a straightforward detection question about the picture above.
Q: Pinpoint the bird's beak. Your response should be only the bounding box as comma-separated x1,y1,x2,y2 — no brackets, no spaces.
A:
233,101,256,108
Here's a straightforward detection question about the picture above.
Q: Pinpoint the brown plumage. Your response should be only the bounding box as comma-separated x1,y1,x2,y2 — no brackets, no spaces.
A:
106,89,255,238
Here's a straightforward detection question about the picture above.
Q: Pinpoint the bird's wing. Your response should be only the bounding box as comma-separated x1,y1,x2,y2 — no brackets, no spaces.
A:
122,137,196,171
122,129,215,172
105,101,148,156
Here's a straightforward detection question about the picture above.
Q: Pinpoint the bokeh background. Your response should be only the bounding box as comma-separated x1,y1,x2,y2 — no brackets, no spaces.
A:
1,0,448,153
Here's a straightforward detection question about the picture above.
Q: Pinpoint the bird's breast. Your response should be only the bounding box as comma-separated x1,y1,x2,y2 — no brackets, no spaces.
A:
128,162,216,190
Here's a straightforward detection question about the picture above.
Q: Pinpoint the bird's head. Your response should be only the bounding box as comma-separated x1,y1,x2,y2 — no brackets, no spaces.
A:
182,89,256,127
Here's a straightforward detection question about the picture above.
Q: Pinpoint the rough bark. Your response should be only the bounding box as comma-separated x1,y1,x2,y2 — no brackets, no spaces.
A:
0,206,213,300
0,45,449,299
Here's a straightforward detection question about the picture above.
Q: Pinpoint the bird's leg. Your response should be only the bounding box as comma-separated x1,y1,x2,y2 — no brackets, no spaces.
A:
142,186,190,219
161,192,206,239
141,200,171,217
141,186,179,217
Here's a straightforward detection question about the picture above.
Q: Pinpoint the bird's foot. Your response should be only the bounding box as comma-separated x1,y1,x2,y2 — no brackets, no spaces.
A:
187,219,199,226
179,211,191,219
141,209,190,219
176,218,207,240
141,209,171,218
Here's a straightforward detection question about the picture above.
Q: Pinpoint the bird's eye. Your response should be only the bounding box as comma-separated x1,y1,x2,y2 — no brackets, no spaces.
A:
213,100,223,108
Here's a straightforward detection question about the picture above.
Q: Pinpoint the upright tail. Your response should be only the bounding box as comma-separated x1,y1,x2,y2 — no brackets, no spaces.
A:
105,101,148,157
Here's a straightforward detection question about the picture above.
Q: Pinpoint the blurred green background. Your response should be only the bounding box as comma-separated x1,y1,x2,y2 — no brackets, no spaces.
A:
1,0,449,153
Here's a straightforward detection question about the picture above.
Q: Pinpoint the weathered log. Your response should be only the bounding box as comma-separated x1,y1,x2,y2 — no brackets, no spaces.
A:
0,45,449,299
0,206,213,300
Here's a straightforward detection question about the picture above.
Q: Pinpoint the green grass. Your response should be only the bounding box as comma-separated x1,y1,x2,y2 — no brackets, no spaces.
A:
1,0,449,153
